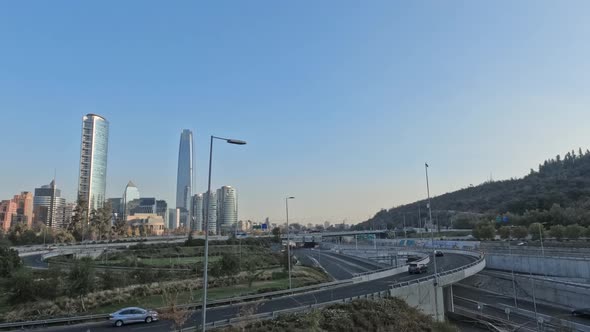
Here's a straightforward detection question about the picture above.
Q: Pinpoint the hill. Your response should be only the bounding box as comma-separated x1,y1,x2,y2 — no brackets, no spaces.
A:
353,148,590,230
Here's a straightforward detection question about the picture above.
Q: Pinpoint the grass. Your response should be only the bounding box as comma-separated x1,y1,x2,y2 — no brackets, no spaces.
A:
92,278,301,314
99,255,222,267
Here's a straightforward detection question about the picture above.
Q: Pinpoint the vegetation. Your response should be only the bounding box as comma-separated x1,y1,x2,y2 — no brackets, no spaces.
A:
218,297,457,332
355,148,590,236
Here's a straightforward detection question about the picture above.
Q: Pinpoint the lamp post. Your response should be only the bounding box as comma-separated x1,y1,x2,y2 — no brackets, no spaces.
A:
425,162,440,321
285,196,295,289
201,135,246,332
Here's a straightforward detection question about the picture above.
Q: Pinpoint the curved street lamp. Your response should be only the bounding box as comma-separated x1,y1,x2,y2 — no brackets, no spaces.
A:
201,135,246,332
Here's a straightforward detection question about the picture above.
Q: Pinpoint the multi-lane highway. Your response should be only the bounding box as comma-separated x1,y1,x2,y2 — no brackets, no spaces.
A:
16,251,476,332
294,248,385,280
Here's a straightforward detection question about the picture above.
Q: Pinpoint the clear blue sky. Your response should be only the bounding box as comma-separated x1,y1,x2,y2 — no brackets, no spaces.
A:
1,1,589,224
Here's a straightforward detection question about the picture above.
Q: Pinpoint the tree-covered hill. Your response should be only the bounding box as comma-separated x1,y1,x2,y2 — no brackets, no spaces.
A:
354,148,590,230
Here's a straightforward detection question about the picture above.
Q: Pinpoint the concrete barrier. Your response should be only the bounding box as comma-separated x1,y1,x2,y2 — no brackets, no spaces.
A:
485,253,590,279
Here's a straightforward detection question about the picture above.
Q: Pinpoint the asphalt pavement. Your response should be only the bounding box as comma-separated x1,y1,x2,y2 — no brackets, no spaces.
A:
16,252,475,332
453,284,590,327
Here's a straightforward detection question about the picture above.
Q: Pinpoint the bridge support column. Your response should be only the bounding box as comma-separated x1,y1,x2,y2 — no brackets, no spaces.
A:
443,285,454,313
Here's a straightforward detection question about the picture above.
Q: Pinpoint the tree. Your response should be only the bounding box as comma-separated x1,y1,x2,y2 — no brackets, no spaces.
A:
549,225,565,240
472,221,495,240
218,253,239,277
564,224,584,240
159,286,191,331
497,226,511,239
54,228,75,243
67,258,95,311
8,268,35,304
272,227,281,242
528,223,545,240
0,245,21,277
91,201,112,240
68,199,88,241
511,226,528,239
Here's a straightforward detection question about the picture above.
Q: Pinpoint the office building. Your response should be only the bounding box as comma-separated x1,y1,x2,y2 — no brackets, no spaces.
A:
0,200,17,232
192,193,203,232
107,198,122,217
168,208,180,230
204,190,217,234
176,129,193,226
62,203,75,228
217,186,237,234
126,213,165,236
77,113,109,212
122,181,140,219
33,180,66,229
0,192,34,230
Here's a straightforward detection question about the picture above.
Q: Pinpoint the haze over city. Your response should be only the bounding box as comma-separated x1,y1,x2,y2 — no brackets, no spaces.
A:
1,1,589,224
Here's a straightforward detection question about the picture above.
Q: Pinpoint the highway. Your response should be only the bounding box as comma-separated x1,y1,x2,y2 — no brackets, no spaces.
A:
294,248,385,280
15,252,476,332
452,284,590,327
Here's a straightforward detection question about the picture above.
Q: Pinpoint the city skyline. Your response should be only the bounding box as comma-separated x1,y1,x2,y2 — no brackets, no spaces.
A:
1,2,590,224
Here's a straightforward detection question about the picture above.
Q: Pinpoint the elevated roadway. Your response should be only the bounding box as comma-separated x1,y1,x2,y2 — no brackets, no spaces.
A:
16,252,478,332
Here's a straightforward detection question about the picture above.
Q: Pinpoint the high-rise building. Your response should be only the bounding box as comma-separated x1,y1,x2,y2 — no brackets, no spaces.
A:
107,198,122,217
176,129,193,225
192,193,204,232
0,200,17,232
168,208,180,230
204,190,217,234
217,186,237,235
0,192,34,230
122,181,140,219
77,113,109,212
33,180,66,229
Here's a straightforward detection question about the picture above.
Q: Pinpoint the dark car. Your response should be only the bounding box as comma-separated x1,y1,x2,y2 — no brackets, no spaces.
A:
408,263,427,274
434,250,444,257
572,308,590,318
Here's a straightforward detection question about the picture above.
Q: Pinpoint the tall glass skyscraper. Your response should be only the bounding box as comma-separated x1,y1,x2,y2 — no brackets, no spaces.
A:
176,129,194,225
122,181,140,219
77,114,109,212
217,186,237,235
204,190,217,234
192,193,203,232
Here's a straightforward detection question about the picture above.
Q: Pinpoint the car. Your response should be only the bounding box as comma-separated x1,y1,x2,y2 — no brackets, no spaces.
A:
434,250,444,257
109,307,158,327
572,308,590,318
408,263,428,274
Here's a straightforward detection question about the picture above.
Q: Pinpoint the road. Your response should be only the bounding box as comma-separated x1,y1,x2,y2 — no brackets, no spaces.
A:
21,253,48,269
294,248,384,280
453,284,590,327
16,252,475,332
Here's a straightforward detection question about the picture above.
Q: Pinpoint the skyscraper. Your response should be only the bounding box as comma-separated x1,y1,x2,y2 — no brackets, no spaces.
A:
192,193,204,232
176,129,194,226
33,180,66,229
204,190,217,234
122,181,140,219
77,113,109,212
217,186,237,235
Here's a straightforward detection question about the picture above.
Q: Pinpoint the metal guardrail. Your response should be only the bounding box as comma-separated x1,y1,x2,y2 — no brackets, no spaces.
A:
390,251,484,290
0,276,354,330
2,250,485,330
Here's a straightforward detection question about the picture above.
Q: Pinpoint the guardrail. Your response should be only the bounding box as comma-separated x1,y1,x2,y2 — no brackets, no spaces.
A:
2,249,485,330
390,251,484,290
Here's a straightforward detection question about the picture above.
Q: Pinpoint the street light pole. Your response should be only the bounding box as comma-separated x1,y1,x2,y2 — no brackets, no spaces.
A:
285,196,295,289
201,135,246,332
425,162,440,321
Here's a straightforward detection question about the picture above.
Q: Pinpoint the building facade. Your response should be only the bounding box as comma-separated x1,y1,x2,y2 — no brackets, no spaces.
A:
126,213,165,236
122,181,140,219
0,192,34,231
192,193,203,232
33,180,66,229
217,186,237,234
77,113,109,212
204,190,217,234
176,129,193,225
168,208,180,230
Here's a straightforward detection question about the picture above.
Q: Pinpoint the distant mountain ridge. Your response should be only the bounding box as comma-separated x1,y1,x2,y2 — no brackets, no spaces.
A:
354,148,590,230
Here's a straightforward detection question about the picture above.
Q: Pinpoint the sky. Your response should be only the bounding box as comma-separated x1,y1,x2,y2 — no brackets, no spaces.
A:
1,1,590,225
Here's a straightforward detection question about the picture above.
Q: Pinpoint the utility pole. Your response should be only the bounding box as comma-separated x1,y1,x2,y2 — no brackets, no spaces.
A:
425,162,440,321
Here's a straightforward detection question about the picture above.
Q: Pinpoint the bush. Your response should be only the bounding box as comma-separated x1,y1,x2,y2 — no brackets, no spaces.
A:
528,223,545,240
549,225,565,240
565,224,584,240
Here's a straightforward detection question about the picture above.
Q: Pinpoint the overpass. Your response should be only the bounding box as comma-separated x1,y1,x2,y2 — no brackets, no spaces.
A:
281,229,388,247
13,240,484,331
